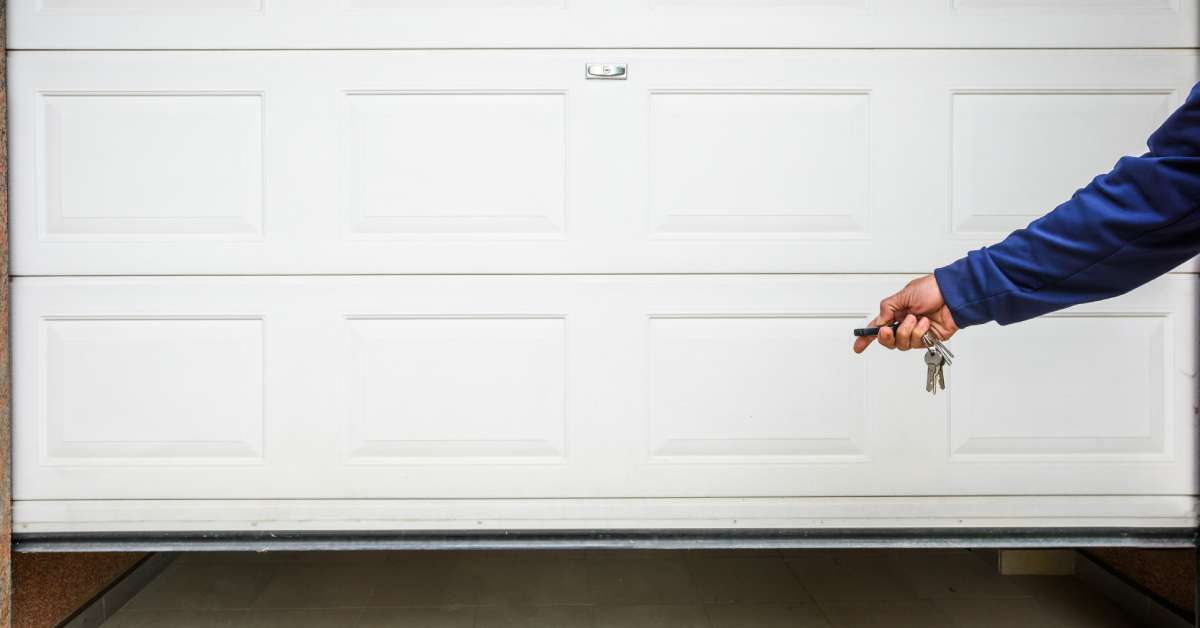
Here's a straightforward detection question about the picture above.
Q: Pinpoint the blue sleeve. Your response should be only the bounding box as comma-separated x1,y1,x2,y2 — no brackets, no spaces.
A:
934,82,1200,328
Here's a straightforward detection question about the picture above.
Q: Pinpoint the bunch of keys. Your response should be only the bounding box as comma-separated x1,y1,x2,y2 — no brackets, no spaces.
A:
853,322,955,395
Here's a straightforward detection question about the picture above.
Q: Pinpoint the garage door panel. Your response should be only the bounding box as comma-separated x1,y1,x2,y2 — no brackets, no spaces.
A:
9,0,1196,48
15,276,1195,501
949,314,1169,460
41,316,265,465
42,92,264,239
647,315,868,462
39,0,263,11
345,91,567,238
343,316,569,464
950,90,1172,236
349,0,564,8
12,50,1196,275
648,91,870,237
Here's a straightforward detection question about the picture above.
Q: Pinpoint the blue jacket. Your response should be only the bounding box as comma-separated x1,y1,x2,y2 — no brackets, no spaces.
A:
935,82,1200,328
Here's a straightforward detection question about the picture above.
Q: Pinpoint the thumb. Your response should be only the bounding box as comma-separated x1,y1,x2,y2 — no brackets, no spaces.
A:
875,298,902,328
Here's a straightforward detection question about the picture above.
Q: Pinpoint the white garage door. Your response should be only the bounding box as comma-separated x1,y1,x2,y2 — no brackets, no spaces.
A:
9,2,1199,533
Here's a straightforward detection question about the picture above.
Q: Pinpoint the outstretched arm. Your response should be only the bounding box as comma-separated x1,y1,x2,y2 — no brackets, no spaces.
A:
857,81,1200,353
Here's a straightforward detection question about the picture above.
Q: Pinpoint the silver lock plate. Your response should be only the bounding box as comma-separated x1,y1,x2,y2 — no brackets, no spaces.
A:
586,63,627,80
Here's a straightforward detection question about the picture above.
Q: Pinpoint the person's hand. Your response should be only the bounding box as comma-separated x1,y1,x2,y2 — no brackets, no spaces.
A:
853,274,959,354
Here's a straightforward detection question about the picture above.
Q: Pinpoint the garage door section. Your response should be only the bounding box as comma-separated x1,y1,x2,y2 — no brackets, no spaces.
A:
13,276,1196,505
8,0,1199,48
9,4,1200,533
10,50,1199,275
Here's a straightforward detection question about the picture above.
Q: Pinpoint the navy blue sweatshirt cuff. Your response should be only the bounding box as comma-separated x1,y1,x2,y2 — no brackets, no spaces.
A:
934,257,994,329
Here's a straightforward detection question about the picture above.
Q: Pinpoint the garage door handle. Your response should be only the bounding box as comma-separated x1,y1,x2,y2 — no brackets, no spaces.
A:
586,63,627,80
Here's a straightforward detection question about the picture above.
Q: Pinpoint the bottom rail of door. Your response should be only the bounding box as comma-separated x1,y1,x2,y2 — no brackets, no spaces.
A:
14,527,1197,553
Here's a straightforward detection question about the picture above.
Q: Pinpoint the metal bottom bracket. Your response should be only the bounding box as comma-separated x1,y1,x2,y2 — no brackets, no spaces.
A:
14,527,1197,553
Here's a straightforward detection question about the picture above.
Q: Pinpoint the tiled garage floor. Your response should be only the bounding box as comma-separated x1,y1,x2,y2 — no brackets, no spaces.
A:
103,549,1151,627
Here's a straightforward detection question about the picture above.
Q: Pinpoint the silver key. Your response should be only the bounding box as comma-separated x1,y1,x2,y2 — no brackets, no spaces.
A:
924,348,947,395
924,349,941,394
920,331,951,395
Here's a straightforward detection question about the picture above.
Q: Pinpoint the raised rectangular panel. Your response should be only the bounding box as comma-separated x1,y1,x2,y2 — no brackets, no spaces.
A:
349,0,564,8
649,91,869,236
949,314,1167,459
39,0,261,11
41,93,263,238
954,0,1174,10
648,316,867,461
345,92,566,237
951,91,1171,234
41,317,264,463
651,0,864,8
344,317,567,462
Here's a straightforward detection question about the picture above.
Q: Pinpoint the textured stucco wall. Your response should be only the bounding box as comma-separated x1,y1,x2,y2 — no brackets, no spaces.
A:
1085,547,1196,619
12,553,144,628
1,0,11,624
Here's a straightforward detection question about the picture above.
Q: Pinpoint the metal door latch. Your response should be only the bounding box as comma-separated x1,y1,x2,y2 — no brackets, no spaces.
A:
586,63,627,80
